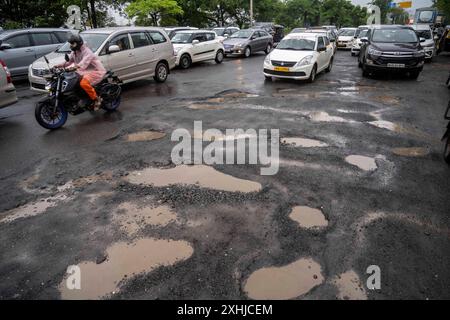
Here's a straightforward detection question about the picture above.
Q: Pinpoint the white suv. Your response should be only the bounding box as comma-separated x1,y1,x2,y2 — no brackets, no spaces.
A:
171,30,225,69
263,33,334,82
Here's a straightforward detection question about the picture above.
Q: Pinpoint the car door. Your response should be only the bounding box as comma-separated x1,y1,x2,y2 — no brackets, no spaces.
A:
323,36,333,64
148,30,171,66
31,32,61,60
191,33,208,62
248,31,258,52
100,33,138,82
204,32,218,59
0,33,35,77
316,37,327,71
129,31,155,78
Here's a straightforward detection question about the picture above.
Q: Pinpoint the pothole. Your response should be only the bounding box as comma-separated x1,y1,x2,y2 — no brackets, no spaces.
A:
57,172,114,192
113,202,178,236
281,137,328,148
126,165,262,193
244,258,324,299
188,103,224,110
308,111,353,123
374,95,400,105
289,206,328,229
59,238,193,300
0,194,71,224
345,155,378,171
331,270,367,300
392,147,429,157
125,131,166,142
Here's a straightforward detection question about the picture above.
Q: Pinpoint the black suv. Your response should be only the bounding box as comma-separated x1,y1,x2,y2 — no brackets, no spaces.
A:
358,25,426,79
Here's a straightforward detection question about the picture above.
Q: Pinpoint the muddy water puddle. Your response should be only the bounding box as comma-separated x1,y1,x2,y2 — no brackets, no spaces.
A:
289,206,328,229
125,131,166,142
113,202,178,236
308,111,354,123
368,120,431,139
59,238,193,299
126,165,261,193
188,103,224,110
345,155,378,171
244,258,324,299
392,147,429,157
57,172,114,192
281,137,328,148
332,270,367,300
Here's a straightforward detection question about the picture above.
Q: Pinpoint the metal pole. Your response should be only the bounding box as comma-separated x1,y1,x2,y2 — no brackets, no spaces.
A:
250,0,253,27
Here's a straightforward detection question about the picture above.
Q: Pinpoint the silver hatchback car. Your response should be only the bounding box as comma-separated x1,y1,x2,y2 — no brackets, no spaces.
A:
222,29,273,58
29,27,176,92
0,28,76,80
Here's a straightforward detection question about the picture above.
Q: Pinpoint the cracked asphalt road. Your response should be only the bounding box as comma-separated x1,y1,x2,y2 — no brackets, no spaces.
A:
0,51,449,300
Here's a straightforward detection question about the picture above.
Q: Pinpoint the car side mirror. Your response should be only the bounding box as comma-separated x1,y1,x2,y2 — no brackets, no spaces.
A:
0,43,12,50
420,37,426,43
192,39,199,45
317,46,326,52
360,37,369,43
329,39,335,42
108,45,120,53
64,53,70,62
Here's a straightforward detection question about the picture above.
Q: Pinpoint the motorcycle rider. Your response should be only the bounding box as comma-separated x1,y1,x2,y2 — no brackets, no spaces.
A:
56,34,106,110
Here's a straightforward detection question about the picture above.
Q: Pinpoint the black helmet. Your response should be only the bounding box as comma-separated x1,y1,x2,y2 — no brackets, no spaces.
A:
68,34,83,51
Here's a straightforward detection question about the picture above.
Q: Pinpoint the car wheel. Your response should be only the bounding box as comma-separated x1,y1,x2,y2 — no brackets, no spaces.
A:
215,50,224,64
244,46,251,58
264,43,272,54
153,62,169,83
308,65,317,83
180,54,192,69
325,57,333,72
351,52,355,56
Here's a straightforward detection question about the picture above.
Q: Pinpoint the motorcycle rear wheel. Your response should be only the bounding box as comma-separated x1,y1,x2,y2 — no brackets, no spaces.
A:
35,98,68,130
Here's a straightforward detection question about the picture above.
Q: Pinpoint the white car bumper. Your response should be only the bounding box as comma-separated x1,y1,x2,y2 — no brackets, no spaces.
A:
28,65,48,93
337,41,352,49
263,62,313,80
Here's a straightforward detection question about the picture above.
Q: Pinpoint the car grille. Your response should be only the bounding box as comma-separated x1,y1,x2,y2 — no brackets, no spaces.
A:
31,82,46,90
224,44,234,49
32,68,50,77
380,51,414,58
375,56,419,66
271,60,296,67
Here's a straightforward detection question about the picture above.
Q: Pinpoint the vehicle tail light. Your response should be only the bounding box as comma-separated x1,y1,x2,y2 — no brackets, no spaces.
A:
0,60,12,83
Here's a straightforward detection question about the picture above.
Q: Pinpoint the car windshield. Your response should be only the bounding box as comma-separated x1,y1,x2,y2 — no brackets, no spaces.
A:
277,38,315,51
372,29,418,43
358,29,369,38
291,28,305,33
171,33,193,44
417,11,434,23
415,30,432,40
213,28,225,36
57,33,108,53
339,30,356,37
230,30,253,39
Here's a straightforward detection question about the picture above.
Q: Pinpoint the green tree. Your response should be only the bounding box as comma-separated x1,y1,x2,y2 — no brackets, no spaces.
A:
436,0,450,23
125,0,183,26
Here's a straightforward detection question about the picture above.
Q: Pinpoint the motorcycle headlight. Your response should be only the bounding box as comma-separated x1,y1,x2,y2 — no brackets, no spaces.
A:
368,47,382,56
414,50,425,57
296,55,313,67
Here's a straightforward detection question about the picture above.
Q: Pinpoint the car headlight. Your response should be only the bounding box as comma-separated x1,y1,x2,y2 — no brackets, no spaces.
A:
264,55,271,64
235,43,243,49
296,55,313,67
414,50,425,57
45,82,52,92
368,47,382,56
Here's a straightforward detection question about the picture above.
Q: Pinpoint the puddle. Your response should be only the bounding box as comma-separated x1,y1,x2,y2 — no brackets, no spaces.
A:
219,91,259,99
374,95,400,105
113,202,178,236
86,191,115,204
332,270,367,300
392,147,429,157
368,121,431,139
244,258,324,299
20,174,43,194
126,165,261,193
188,103,223,110
126,131,166,142
205,97,225,103
308,111,353,123
281,137,328,148
59,238,193,300
345,155,378,171
289,206,328,229
57,172,114,192
0,194,70,224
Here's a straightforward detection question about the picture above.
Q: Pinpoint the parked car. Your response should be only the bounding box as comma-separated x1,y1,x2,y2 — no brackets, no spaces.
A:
171,30,224,69
0,59,17,108
351,28,370,56
29,27,176,92
223,29,273,58
411,24,435,61
263,32,333,82
212,27,240,38
337,28,357,49
358,25,426,79
0,28,76,80
164,27,198,39
304,28,337,53
290,28,307,34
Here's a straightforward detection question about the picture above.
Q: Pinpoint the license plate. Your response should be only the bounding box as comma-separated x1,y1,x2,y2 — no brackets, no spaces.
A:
387,63,405,68
274,66,289,72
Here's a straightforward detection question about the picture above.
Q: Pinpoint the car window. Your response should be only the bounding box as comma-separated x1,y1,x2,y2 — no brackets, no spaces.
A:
54,31,72,43
148,31,167,44
5,34,31,48
31,33,55,46
324,36,330,46
109,34,131,51
131,32,152,48
206,33,215,41
192,33,207,42
318,37,325,48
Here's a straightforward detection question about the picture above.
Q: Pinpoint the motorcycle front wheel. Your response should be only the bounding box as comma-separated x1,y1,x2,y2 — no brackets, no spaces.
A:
100,84,122,112
35,98,68,130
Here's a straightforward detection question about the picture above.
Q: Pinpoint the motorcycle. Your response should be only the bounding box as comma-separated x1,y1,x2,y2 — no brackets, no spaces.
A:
443,101,450,164
35,54,122,130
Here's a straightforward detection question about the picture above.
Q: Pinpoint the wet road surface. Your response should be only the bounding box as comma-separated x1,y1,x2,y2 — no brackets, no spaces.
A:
0,51,449,300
